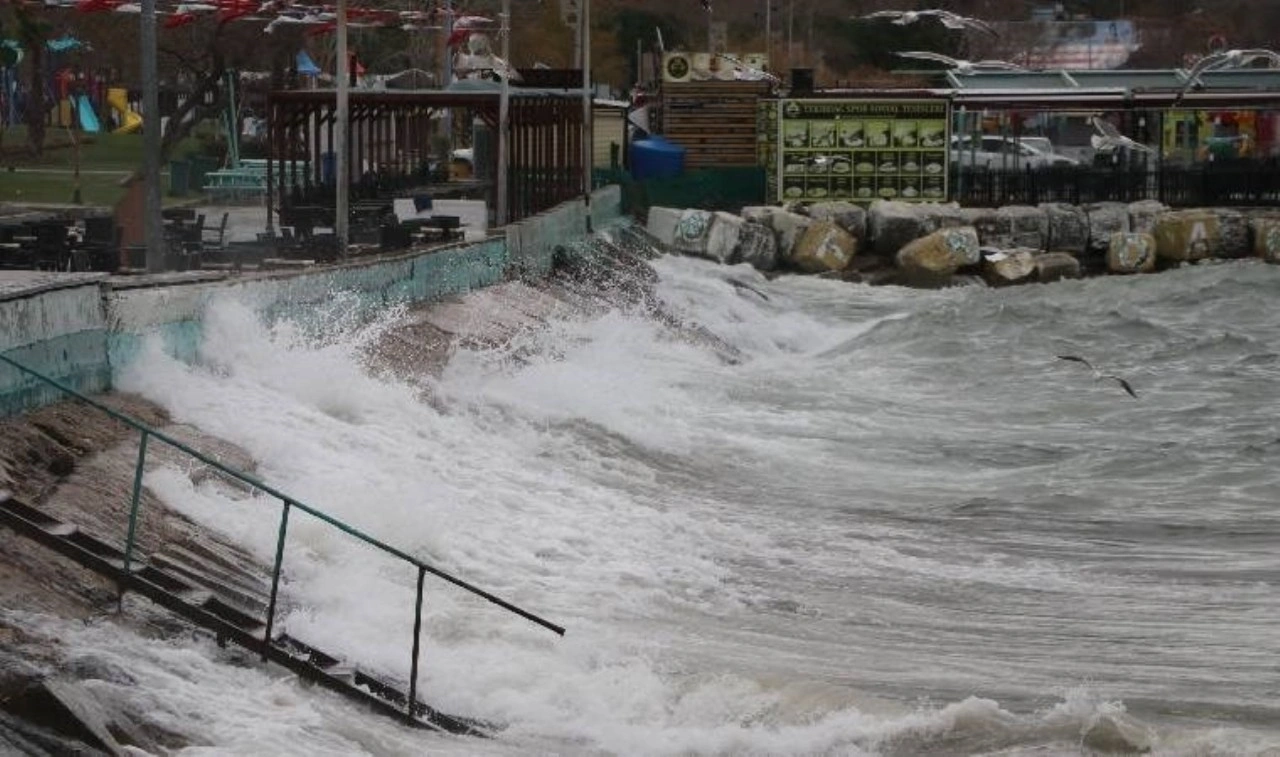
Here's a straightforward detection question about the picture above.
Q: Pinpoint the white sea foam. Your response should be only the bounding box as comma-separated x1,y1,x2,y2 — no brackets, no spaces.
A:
100,249,1280,755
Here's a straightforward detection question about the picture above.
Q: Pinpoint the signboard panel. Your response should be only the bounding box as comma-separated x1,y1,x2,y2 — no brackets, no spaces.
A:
775,99,949,203
663,52,770,83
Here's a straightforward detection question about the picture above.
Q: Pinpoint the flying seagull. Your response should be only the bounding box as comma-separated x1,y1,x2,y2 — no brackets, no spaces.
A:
858,9,998,37
1090,117,1154,155
1178,48,1280,100
895,51,1024,74
1056,355,1137,398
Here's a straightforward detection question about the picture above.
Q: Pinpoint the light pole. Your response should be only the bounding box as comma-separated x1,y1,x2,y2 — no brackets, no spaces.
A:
335,0,349,256
497,0,510,226
582,0,592,233
141,0,162,271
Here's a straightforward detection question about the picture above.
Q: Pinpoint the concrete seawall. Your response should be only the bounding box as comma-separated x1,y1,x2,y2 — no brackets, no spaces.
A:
0,187,622,417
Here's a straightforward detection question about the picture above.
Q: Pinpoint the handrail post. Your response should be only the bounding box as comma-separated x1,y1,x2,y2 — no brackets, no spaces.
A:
407,564,426,717
262,499,292,660
121,429,150,587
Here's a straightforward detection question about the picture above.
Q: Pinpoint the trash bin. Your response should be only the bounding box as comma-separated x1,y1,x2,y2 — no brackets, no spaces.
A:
168,159,190,197
189,156,219,191
322,152,336,186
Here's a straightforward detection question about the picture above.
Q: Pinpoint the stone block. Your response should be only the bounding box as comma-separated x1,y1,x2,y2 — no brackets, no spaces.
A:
789,220,857,273
805,201,867,240
869,200,930,256
1252,217,1280,263
1035,251,1081,282
1085,202,1131,251
1106,232,1156,274
672,209,716,256
895,226,979,286
1040,203,1089,254
981,248,1037,286
735,220,779,271
645,206,682,247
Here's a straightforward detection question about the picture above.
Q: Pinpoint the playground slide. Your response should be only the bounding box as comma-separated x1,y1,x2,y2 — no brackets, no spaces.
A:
106,87,142,134
76,94,101,133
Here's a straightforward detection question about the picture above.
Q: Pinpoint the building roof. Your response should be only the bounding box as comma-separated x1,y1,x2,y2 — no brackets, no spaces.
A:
945,67,1280,93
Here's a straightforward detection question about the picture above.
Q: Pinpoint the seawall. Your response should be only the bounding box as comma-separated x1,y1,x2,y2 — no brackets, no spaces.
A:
0,187,622,417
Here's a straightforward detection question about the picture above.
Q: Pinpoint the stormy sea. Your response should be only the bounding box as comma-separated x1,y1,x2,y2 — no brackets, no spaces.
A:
52,221,1280,755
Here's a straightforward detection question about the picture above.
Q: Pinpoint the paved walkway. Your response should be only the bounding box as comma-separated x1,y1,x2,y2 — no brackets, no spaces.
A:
0,271,107,301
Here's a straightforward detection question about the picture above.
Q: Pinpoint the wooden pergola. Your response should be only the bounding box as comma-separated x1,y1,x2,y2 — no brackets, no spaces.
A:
266,87,588,229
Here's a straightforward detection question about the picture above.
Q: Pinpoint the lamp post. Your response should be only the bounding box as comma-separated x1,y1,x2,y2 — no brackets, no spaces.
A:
497,0,510,226
335,0,349,256
141,0,162,271
581,0,592,233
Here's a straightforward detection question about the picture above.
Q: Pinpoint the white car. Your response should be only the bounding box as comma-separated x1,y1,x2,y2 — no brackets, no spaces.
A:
950,135,1080,169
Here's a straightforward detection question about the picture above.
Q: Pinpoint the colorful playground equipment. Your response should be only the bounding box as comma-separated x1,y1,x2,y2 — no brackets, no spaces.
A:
107,87,142,134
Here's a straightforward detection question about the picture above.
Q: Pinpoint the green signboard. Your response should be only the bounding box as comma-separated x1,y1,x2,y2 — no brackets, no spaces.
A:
774,99,950,204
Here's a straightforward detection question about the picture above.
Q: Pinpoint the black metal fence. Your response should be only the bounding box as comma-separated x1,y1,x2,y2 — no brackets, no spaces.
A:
951,162,1280,207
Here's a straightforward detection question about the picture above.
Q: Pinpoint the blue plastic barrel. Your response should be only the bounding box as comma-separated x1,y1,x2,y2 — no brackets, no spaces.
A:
630,136,686,180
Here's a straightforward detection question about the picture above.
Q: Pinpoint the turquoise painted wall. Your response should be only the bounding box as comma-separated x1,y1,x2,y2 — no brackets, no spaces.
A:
0,189,623,418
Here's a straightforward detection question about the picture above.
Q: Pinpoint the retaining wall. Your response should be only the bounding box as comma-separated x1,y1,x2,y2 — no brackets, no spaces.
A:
0,187,621,418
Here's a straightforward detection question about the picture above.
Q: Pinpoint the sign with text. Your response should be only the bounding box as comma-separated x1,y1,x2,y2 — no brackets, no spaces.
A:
775,99,950,204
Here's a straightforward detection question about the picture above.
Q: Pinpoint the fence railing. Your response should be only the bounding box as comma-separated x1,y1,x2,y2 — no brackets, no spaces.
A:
0,353,565,717
951,162,1280,207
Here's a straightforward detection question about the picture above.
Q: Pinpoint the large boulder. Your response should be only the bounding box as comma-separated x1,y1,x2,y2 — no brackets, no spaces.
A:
997,205,1049,250
869,200,931,256
981,248,1037,287
740,206,773,226
1127,199,1167,236
895,226,980,286
1251,217,1280,263
1035,251,1082,282
805,201,867,240
1106,232,1157,274
1152,208,1247,262
735,220,779,271
671,209,716,256
916,202,967,232
788,220,857,273
698,211,743,264
645,206,682,246
961,207,1002,246
968,206,1048,250
1084,202,1130,252
1040,203,1089,254
739,206,813,260
1214,208,1250,258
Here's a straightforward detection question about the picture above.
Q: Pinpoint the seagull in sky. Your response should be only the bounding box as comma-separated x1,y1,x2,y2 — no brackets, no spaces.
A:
858,9,998,37
1090,117,1154,155
1178,48,1280,100
895,51,1023,73
1056,355,1137,398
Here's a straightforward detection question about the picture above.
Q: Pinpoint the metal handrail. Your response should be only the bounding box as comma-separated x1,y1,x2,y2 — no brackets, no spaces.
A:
0,353,564,715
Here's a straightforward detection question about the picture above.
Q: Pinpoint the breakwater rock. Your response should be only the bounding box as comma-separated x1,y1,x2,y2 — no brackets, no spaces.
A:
646,201,1280,288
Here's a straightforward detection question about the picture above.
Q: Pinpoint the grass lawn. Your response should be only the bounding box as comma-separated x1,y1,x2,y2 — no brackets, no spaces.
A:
0,170,134,207
1,125,209,206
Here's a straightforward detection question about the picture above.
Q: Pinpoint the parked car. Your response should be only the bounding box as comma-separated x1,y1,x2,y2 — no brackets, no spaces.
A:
950,135,1080,169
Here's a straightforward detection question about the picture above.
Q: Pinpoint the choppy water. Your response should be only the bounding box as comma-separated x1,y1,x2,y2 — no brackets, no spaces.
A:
61,227,1280,755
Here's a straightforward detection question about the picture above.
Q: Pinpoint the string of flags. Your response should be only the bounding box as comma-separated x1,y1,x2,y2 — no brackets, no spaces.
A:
67,0,488,36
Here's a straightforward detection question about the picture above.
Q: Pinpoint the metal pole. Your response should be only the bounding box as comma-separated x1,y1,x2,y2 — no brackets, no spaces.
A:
573,0,582,69
787,0,794,73
497,0,510,226
121,429,150,580
442,0,453,143
262,499,292,660
582,0,592,233
407,565,426,716
140,0,163,272
765,0,771,69
335,0,350,256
